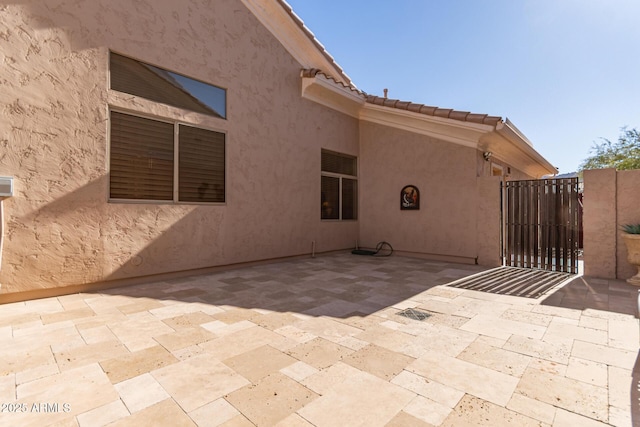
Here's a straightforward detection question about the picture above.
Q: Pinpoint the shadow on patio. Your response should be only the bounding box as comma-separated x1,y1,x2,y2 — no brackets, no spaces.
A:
541,275,639,317
2,253,638,426
95,253,488,320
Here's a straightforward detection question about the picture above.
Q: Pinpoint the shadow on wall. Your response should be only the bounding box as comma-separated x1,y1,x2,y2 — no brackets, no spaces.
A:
4,174,229,291
99,203,224,284
6,0,259,58
6,1,154,53
4,171,492,319
4,176,110,289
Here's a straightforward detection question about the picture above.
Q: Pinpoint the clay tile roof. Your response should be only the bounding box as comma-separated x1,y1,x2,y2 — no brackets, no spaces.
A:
433,108,453,118
276,0,353,87
302,68,365,96
383,99,398,108
465,113,489,124
301,68,320,78
448,110,470,121
285,0,503,128
480,115,503,126
364,95,502,126
418,105,438,115
371,96,386,106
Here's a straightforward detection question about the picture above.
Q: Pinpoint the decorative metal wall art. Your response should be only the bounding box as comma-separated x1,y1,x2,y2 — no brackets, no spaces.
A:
401,185,420,210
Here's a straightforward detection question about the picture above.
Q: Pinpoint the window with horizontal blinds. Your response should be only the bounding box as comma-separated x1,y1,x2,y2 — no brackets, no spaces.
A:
321,150,357,176
321,150,357,220
178,125,225,203
341,178,358,220
109,111,226,203
321,176,340,220
110,111,174,200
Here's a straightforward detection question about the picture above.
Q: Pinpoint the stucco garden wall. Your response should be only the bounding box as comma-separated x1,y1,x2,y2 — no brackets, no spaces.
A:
0,0,359,296
358,121,502,266
584,168,640,280
476,176,503,267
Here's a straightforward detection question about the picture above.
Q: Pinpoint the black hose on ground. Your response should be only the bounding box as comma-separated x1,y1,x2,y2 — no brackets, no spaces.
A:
351,241,393,257
374,241,393,257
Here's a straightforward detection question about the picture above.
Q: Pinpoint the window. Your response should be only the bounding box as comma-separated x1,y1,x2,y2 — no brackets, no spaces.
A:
110,52,226,119
321,150,357,220
110,111,225,203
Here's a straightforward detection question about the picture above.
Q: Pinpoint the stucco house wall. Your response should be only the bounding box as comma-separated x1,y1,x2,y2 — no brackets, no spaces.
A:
359,121,477,262
477,155,532,181
0,0,359,295
359,121,508,265
0,1,557,301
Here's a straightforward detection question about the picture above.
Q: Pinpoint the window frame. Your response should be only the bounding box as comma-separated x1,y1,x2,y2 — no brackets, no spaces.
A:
321,149,358,221
108,108,227,205
109,51,228,120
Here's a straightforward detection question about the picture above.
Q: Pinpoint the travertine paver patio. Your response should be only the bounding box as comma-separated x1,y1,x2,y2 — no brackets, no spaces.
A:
0,253,638,426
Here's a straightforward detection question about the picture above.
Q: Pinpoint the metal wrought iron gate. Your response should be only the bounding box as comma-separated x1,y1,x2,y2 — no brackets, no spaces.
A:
502,178,580,274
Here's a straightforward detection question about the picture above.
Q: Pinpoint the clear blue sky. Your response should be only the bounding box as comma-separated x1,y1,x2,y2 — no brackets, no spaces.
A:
285,0,640,174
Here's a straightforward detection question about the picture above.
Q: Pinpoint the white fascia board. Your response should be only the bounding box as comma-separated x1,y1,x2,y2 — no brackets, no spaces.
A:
360,103,493,149
301,75,365,118
495,121,557,175
241,0,349,84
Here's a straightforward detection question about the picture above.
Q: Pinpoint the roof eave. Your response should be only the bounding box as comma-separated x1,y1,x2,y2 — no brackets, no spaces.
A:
301,71,494,148
300,70,557,177
360,103,493,149
241,0,354,87
481,120,557,178
301,72,365,118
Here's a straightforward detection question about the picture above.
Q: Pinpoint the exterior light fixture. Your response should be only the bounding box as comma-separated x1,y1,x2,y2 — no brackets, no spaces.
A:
0,177,13,197
0,176,13,278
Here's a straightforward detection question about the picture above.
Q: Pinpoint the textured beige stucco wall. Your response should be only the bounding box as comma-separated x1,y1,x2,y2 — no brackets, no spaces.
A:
616,170,640,280
358,121,485,263
476,154,532,181
0,0,359,294
505,168,535,181
583,169,617,279
584,168,640,280
476,176,502,267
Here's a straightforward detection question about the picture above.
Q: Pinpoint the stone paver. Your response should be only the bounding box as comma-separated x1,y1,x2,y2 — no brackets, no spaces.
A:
407,350,520,406
441,395,545,427
0,253,637,426
152,354,249,413
515,367,608,421
297,370,414,426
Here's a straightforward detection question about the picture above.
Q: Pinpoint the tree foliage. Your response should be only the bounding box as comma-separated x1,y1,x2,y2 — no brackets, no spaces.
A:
579,127,640,171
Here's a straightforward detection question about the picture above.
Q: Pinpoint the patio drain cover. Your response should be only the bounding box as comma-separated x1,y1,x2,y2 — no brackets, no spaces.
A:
396,308,431,321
